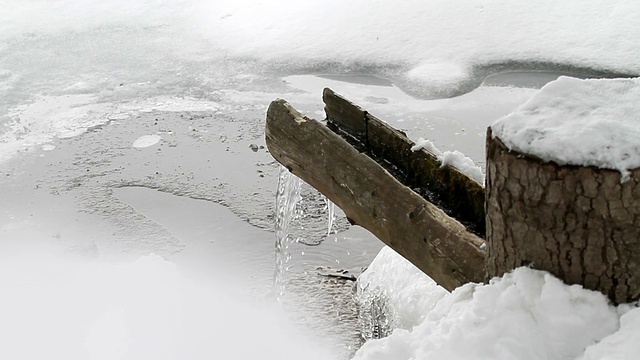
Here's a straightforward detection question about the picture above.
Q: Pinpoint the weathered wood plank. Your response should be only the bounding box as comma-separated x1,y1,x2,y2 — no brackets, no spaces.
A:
266,99,486,291
323,87,368,142
323,88,486,236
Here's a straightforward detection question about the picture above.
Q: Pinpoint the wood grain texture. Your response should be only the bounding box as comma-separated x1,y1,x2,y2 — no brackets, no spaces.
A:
266,99,486,291
323,88,485,236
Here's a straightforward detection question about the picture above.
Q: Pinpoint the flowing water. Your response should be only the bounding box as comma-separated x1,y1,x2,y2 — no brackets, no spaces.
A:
274,166,302,301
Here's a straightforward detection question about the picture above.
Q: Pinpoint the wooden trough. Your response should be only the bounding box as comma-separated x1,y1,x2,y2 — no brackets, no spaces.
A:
266,87,640,304
266,88,486,291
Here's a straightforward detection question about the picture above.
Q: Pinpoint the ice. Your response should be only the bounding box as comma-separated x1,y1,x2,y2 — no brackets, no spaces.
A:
3,1,638,164
355,247,448,340
132,134,162,148
324,195,336,236
354,246,632,360
491,76,640,180
412,138,485,184
0,95,111,160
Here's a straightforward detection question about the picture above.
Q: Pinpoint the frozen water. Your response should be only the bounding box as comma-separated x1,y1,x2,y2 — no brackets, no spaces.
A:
355,247,448,341
0,95,111,161
324,195,336,236
132,134,162,148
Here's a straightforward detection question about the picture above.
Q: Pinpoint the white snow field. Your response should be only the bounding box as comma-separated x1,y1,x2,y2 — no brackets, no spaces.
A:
1,1,640,360
0,250,334,360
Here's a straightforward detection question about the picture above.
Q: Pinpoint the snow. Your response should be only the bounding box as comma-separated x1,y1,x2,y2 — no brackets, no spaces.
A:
492,76,640,180
412,138,485,184
197,1,640,88
354,246,639,360
3,1,640,161
0,249,336,360
2,1,640,359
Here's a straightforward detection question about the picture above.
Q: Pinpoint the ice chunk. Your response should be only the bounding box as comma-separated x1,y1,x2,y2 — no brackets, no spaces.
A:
132,134,161,148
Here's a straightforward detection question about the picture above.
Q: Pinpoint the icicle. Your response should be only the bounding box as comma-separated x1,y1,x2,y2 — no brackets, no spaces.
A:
323,195,336,236
273,166,301,302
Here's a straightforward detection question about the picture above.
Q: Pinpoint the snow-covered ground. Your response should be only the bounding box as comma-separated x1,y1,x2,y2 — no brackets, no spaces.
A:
0,251,334,360
1,1,640,359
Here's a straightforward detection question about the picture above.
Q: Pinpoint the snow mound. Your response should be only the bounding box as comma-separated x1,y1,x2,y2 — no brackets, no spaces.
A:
354,246,636,360
491,77,640,180
412,138,485,184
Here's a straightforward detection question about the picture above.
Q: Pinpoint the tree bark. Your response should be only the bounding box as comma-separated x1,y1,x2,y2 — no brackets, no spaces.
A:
486,128,640,304
266,99,486,291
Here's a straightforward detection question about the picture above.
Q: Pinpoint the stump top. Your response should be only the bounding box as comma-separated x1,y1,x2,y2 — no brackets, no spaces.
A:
491,76,640,180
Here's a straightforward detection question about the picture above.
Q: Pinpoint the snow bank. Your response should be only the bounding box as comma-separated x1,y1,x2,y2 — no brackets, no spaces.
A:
2,1,640,94
197,1,640,84
491,77,640,180
412,138,485,184
354,246,639,360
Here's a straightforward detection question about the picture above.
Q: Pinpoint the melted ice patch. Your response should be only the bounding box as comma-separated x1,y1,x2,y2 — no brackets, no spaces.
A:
132,135,161,148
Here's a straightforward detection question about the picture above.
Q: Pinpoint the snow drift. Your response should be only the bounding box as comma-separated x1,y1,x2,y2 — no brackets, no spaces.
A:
354,246,639,360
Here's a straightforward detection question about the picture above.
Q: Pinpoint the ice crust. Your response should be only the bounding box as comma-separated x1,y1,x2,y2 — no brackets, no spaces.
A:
354,246,638,360
491,77,640,180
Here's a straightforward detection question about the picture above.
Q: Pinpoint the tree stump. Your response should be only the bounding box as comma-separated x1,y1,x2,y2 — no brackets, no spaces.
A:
486,128,640,304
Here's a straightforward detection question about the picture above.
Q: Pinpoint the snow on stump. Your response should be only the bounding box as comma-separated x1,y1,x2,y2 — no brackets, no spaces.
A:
487,76,640,304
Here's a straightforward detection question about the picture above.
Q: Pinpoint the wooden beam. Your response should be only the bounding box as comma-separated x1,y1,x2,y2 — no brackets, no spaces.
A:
266,99,486,291
324,88,486,236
